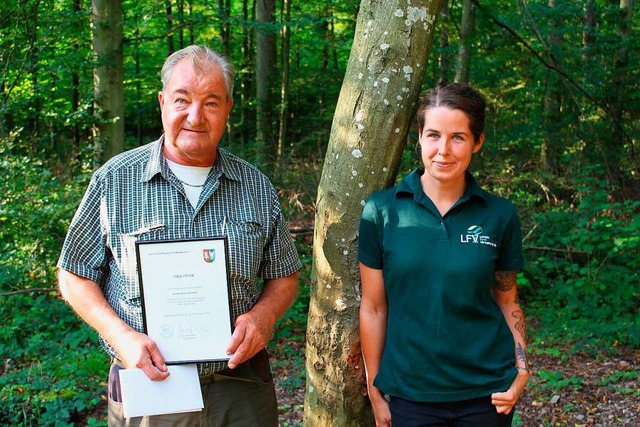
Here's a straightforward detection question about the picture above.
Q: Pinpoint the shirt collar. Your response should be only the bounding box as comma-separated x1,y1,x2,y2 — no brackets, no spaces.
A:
396,168,487,203
142,136,242,183
142,137,165,182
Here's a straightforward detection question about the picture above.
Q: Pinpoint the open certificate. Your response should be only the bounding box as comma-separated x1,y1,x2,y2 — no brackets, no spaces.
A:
136,237,233,364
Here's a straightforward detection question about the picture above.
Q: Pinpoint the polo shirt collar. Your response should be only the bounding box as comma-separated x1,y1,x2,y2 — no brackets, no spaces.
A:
142,136,241,183
396,168,487,204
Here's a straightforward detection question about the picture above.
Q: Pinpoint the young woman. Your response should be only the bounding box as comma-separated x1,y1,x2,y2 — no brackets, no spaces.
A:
359,83,530,427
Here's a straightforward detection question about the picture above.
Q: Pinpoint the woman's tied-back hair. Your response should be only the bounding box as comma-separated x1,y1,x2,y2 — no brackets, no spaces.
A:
160,45,235,100
416,82,486,142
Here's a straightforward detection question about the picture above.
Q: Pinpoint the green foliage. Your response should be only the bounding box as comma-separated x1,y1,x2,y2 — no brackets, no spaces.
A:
536,370,584,392
596,370,639,395
0,294,108,425
269,231,313,410
0,141,90,293
518,168,640,349
0,141,105,425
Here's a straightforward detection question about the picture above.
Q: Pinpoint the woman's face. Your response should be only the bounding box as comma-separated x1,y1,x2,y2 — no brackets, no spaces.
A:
418,106,483,189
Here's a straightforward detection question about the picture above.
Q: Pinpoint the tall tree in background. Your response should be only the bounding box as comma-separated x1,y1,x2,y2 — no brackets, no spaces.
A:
541,0,563,176
239,0,254,147
277,0,291,170
219,0,233,146
177,0,185,48
0,1,17,135
132,13,143,145
165,0,175,53
256,0,277,163
304,1,445,425
437,0,450,83
455,0,474,83
220,0,232,56
92,0,125,164
72,0,83,151
28,1,41,140
606,0,633,186
582,0,597,60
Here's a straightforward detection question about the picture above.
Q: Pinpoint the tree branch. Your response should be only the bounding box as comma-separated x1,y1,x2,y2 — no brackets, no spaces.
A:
523,245,585,255
470,0,631,143
0,288,57,297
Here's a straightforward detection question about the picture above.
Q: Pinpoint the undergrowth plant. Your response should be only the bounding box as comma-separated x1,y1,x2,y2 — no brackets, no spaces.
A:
0,294,108,426
518,168,640,350
1,147,106,425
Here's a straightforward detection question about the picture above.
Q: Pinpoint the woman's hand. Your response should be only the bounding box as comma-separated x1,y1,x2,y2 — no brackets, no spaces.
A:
369,387,392,427
491,369,530,414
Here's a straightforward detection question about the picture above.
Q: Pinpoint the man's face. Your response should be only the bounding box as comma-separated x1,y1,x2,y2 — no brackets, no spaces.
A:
158,59,233,166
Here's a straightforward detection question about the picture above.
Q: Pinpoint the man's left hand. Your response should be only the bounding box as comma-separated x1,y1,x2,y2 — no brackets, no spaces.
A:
225,311,273,369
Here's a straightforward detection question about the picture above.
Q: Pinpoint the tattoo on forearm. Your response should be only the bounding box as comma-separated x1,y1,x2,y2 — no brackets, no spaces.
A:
516,342,529,370
512,309,527,340
494,270,516,292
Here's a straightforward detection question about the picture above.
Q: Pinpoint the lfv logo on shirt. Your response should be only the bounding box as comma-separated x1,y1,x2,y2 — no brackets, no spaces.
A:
460,225,497,248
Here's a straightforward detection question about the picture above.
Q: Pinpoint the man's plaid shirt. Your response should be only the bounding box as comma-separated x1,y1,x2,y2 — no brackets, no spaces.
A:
58,137,301,374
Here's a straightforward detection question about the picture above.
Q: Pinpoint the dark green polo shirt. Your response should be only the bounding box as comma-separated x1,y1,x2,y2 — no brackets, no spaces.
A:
358,169,524,402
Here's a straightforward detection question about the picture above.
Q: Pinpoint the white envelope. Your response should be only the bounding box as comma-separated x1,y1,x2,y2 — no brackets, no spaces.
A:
119,364,204,418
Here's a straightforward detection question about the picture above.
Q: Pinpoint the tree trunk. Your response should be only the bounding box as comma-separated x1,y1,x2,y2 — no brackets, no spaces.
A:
177,0,185,49
188,1,195,45
166,1,174,54
437,0,450,84
276,0,291,172
604,0,633,185
303,1,445,425
329,3,340,73
455,0,474,84
220,0,231,56
27,1,40,144
92,0,125,165
255,0,277,164
319,5,330,110
219,0,233,147
72,0,82,153
582,0,597,60
541,0,563,175
134,18,143,146
240,0,254,147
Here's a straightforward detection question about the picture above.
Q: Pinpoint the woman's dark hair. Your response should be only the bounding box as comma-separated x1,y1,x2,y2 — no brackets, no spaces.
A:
415,83,486,142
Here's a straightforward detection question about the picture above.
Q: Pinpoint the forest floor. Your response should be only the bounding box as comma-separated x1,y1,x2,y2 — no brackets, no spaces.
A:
83,329,639,426
272,337,640,426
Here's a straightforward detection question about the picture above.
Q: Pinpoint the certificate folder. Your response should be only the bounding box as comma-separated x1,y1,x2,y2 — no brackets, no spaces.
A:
135,237,233,364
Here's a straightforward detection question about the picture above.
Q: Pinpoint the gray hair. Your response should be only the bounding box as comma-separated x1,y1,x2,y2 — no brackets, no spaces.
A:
160,45,235,100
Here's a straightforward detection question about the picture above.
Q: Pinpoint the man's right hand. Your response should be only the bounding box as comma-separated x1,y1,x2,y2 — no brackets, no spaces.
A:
57,269,170,381
114,329,170,381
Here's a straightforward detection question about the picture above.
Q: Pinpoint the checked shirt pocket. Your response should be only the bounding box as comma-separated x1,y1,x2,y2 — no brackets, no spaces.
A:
225,219,266,284
113,224,166,302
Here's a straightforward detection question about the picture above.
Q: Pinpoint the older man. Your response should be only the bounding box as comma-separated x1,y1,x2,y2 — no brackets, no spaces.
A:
58,45,300,426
